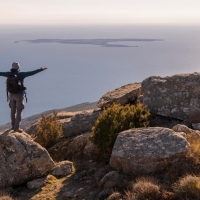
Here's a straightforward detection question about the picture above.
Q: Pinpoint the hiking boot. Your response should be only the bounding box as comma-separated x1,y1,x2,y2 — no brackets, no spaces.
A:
14,128,23,133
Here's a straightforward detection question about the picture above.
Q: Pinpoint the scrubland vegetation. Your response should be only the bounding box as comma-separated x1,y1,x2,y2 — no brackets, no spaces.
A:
35,111,63,149
90,103,152,159
89,104,200,199
3,104,200,199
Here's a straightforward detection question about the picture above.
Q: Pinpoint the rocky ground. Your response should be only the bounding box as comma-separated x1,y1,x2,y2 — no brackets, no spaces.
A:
1,126,196,200
0,157,124,200
2,72,200,199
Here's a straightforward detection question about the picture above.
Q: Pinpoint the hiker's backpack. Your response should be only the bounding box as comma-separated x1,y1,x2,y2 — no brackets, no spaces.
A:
6,74,21,94
6,73,27,101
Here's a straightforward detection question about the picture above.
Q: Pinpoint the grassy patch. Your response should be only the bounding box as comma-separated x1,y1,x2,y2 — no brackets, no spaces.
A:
173,175,200,199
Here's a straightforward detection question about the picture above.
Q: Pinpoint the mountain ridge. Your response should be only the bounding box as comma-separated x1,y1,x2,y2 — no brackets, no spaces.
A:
0,101,97,132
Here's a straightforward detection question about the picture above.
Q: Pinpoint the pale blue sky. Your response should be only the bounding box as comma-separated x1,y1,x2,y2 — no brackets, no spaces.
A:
1,0,200,25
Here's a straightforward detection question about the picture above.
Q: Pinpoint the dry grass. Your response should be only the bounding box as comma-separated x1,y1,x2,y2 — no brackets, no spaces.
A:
107,192,123,200
0,197,14,200
173,175,200,199
158,135,200,184
125,177,161,200
0,193,14,200
187,136,200,164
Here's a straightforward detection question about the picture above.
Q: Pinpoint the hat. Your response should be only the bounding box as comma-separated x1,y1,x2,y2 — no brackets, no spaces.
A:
12,62,20,69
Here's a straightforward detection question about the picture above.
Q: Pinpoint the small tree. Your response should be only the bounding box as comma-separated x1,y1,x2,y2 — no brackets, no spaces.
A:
35,111,63,149
90,103,152,159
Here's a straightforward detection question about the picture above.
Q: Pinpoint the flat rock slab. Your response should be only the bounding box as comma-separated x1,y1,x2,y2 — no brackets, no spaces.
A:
110,127,190,174
0,130,55,188
97,83,142,108
142,73,200,121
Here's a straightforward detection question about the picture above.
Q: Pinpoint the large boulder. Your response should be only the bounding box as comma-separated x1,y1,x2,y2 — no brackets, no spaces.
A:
110,127,190,174
142,73,200,122
61,109,102,137
97,83,142,108
0,130,55,188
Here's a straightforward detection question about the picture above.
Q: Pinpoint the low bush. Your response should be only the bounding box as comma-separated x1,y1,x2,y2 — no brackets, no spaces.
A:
173,175,200,199
187,135,200,164
125,177,160,200
132,177,161,200
35,111,63,149
90,103,152,159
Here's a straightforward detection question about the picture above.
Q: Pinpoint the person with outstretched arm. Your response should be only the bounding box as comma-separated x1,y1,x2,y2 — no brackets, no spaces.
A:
0,62,47,132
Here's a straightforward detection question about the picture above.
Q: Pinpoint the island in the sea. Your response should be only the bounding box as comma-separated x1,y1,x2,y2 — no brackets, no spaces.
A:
15,38,164,48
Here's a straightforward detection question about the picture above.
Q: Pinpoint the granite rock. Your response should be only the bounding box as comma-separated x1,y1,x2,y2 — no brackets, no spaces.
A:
61,109,102,138
142,73,200,122
97,83,142,108
110,127,190,174
172,124,200,139
0,130,55,188
50,161,73,178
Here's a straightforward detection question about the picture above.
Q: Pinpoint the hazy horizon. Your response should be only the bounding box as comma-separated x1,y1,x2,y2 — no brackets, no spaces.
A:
1,0,200,25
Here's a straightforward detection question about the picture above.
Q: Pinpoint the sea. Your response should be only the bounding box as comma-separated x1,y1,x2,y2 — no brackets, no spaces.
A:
0,24,200,126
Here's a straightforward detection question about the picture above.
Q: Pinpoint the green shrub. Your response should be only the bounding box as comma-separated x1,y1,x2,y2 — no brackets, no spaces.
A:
173,175,200,199
90,103,152,159
35,111,63,149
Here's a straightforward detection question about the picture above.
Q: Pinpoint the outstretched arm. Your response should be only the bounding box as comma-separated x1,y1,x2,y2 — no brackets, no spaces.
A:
41,67,48,70
0,72,9,77
20,67,48,79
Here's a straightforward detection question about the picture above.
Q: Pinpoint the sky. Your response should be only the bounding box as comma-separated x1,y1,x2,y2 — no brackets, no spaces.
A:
0,0,200,25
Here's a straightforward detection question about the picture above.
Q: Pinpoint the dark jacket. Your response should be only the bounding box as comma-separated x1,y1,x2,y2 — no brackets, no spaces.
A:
0,68,43,94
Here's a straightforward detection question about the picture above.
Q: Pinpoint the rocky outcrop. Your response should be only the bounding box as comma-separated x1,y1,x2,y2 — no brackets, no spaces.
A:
25,109,101,138
27,176,47,189
97,83,142,108
110,127,190,174
27,175,57,189
99,171,121,189
0,130,55,188
142,73,200,122
61,109,102,137
50,161,73,178
172,124,192,134
172,124,200,139
48,132,100,161
66,132,100,159
192,123,200,131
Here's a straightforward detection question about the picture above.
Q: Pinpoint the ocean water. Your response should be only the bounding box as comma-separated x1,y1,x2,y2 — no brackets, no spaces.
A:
0,24,200,126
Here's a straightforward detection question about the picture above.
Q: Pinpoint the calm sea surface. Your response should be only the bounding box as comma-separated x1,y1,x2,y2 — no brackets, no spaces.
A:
0,24,200,125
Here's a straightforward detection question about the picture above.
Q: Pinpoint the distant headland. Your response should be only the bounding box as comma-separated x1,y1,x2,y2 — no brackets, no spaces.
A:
15,38,164,47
